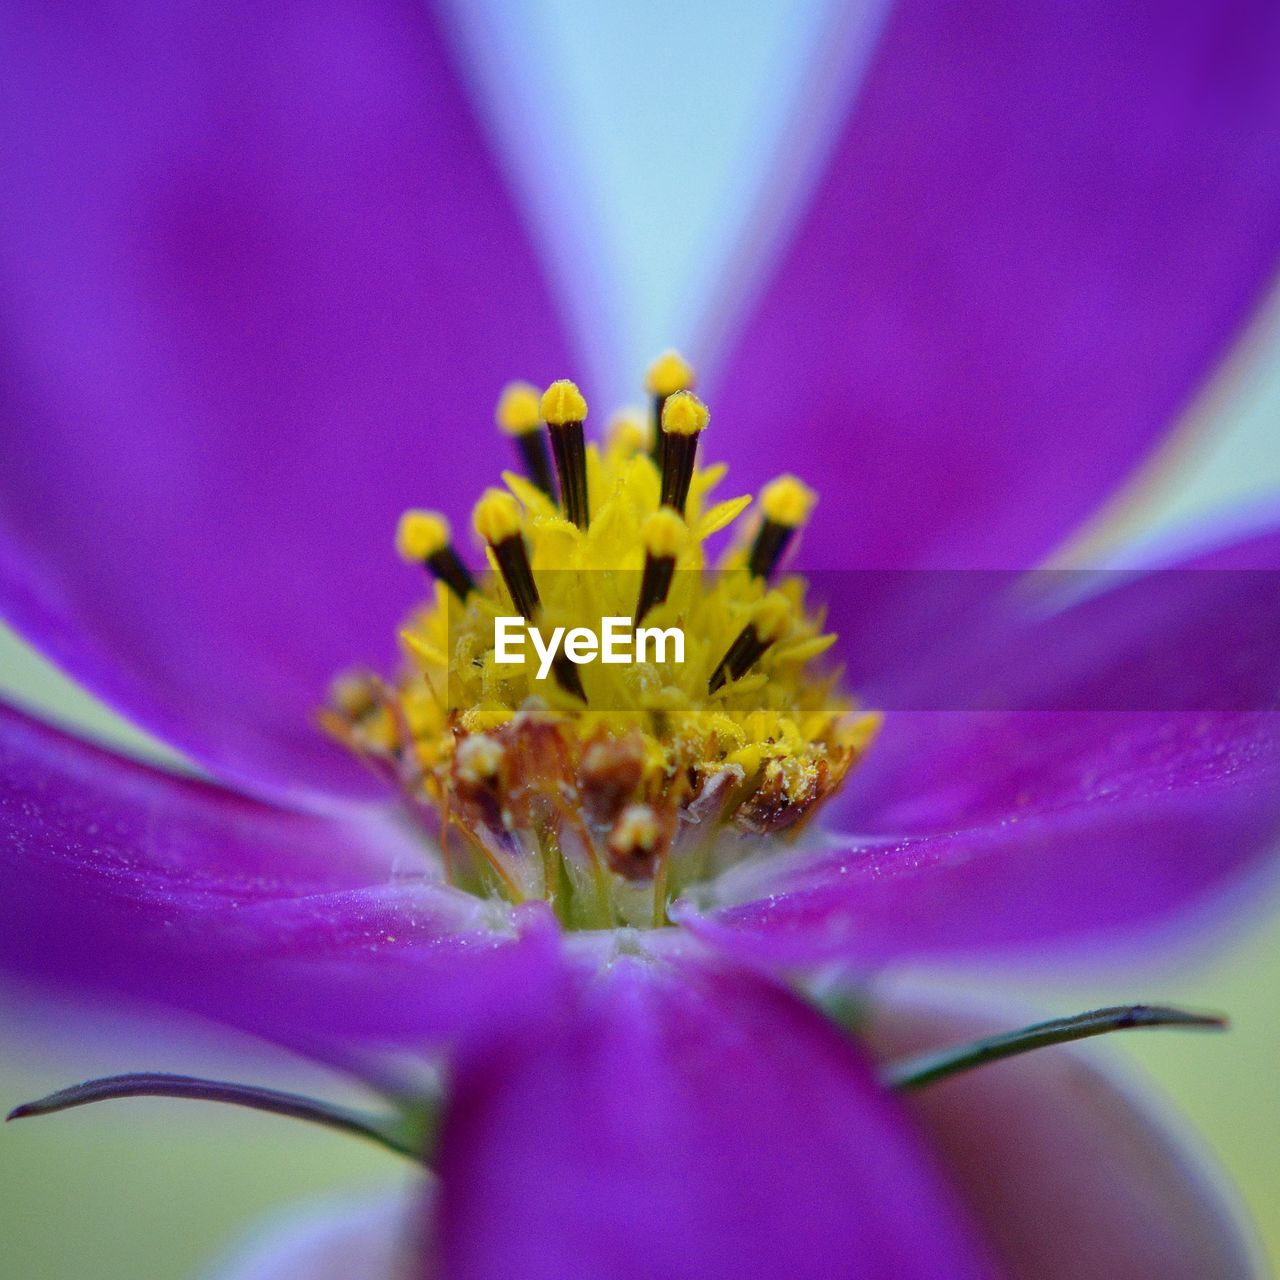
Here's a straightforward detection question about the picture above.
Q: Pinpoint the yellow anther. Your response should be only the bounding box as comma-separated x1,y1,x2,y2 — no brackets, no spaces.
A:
495,382,543,436
472,488,523,545
661,390,709,437
396,509,451,563
607,408,650,454
642,507,687,559
540,378,588,426
760,475,817,528
456,734,504,784
644,349,695,398
753,591,792,643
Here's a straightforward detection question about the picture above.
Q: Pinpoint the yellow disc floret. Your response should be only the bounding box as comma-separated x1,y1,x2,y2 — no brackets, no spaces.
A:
328,360,879,930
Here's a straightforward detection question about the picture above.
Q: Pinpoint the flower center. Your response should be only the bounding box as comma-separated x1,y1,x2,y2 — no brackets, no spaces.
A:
326,353,880,929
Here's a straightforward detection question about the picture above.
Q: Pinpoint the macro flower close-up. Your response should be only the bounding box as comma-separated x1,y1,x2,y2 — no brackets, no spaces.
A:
2,2,1280,1277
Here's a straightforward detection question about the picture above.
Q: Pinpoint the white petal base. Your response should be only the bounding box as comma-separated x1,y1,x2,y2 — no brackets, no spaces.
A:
202,1183,429,1280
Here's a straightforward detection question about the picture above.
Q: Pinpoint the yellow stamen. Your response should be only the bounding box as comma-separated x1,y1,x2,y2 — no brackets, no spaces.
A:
498,383,557,498
642,507,688,559
396,509,451,563
749,476,817,580
495,382,543,436
635,507,688,624
760,475,817,528
539,378,588,427
606,408,650,456
540,378,590,529
473,488,522,546
709,591,792,693
661,390,709,436
658,391,708,516
473,487,540,620
644,349,695,398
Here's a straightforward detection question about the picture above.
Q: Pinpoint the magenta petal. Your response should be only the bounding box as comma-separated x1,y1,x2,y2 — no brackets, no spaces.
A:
434,956,992,1280
708,0,1280,573
0,702,561,1052
679,713,1279,966
822,525,1280,760
678,533,1280,965
852,526,1280,827
0,0,576,804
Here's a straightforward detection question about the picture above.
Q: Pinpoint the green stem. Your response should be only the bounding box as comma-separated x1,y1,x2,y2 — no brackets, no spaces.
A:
7,1072,433,1163
883,1004,1226,1092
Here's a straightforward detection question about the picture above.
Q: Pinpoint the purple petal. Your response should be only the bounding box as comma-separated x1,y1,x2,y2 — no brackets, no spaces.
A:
839,522,1280,723
681,717,1279,966
0,701,562,1052
434,956,992,1280
854,525,1280,825
865,995,1257,1279
0,1,576,804
677,530,1280,965
707,0,1280,575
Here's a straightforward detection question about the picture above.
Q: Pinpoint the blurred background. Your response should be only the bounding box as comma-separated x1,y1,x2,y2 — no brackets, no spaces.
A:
2,1,1279,1275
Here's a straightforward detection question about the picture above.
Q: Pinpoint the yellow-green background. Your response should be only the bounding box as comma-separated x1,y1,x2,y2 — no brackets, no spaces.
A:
2,3,1280,1261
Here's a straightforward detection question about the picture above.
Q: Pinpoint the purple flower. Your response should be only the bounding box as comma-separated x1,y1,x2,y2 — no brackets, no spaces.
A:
3,2,1280,1278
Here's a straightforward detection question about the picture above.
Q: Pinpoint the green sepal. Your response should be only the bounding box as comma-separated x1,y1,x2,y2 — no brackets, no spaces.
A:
882,1004,1225,1092
7,1071,438,1164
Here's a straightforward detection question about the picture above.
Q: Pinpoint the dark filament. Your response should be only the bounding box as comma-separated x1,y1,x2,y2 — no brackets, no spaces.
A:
634,552,676,625
709,622,776,693
515,429,557,501
747,520,796,581
491,533,584,701
427,546,476,601
491,534,540,620
549,420,590,529
552,655,587,702
650,394,668,466
660,433,699,516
